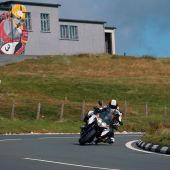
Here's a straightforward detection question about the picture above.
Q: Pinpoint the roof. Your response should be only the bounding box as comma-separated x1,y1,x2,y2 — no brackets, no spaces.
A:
105,26,117,30
0,0,61,8
0,6,10,10
59,18,106,25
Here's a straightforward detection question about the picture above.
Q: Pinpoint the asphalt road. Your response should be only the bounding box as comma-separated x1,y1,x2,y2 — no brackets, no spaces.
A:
0,134,169,170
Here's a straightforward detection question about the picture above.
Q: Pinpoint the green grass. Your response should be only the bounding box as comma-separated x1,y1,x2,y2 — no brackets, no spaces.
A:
0,54,170,146
0,118,81,134
142,135,170,147
1,75,169,105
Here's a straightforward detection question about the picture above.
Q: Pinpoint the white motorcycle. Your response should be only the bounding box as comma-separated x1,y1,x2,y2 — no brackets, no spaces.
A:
79,103,123,145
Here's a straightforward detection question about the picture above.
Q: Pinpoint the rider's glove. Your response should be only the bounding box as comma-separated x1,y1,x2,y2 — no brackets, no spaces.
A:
93,107,101,114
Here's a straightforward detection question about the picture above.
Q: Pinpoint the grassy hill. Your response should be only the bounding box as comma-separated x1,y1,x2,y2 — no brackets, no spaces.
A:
0,54,169,146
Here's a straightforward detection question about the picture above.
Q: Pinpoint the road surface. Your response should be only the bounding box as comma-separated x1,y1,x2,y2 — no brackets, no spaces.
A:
0,134,169,170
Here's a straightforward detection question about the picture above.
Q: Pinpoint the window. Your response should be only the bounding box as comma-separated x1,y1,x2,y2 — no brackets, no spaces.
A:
25,12,32,31
69,26,78,40
60,25,69,39
60,25,78,40
40,13,50,32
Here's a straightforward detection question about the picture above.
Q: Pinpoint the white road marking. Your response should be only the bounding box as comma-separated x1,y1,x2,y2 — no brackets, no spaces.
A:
24,158,120,170
0,139,22,142
0,136,78,143
2,132,142,136
125,140,152,153
39,136,76,139
125,140,170,157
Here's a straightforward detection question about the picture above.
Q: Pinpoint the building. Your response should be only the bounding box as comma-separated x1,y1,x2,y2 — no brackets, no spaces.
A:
0,0,116,56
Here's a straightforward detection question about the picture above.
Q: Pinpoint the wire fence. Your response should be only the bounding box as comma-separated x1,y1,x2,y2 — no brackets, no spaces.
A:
0,99,169,121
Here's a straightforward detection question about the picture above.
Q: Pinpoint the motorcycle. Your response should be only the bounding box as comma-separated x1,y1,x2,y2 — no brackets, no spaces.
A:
79,102,123,145
79,114,109,145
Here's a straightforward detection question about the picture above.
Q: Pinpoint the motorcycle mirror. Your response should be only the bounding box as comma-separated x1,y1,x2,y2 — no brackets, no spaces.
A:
98,100,103,106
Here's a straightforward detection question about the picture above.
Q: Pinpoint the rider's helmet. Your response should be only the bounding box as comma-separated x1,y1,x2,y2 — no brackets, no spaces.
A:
108,99,118,110
11,4,27,20
11,4,26,28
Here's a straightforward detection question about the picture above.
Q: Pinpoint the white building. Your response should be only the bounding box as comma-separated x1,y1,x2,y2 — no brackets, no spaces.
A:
0,0,116,56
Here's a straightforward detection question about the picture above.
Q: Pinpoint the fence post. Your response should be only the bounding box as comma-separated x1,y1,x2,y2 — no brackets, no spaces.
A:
11,100,15,120
164,106,167,117
145,103,148,116
81,100,86,120
124,100,127,116
36,102,41,120
60,102,64,121
65,96,67,101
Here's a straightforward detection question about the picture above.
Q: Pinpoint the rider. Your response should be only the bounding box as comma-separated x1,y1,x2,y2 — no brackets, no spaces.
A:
83,99,123,144
95,99,122,144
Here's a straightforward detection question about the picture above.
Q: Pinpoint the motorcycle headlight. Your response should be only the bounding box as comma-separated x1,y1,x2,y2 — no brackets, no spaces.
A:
101,122,107,127
97,118,102,126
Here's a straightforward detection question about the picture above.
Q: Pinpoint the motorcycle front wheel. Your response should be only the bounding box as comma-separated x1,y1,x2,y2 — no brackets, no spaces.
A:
79,128,96,145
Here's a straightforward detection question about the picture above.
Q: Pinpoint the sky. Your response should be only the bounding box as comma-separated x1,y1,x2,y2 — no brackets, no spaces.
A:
3,0,170,57
56,0,170,57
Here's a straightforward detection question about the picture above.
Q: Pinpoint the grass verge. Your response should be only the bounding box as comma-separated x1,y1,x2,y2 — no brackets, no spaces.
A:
0,54,169,146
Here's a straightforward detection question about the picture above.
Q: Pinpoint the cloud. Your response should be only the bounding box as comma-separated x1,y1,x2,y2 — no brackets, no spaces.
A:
54,0,170,56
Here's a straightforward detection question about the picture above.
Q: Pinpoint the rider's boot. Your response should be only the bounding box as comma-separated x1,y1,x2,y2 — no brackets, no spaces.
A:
105,137,115,144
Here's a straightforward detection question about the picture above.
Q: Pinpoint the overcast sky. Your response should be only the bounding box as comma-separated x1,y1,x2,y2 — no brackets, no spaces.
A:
55,0,170,57
7,0,170,57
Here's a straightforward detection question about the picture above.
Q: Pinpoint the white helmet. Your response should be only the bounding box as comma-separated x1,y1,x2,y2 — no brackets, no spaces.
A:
109,99,117,109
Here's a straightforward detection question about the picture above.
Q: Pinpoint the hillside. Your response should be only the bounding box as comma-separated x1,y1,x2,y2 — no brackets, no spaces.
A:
0,54,170,146
0,54,170,105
